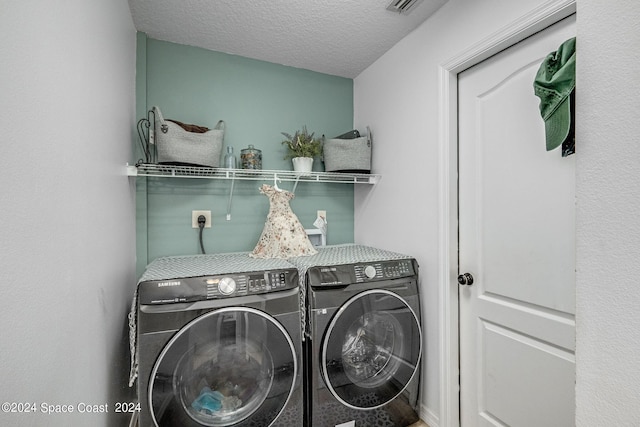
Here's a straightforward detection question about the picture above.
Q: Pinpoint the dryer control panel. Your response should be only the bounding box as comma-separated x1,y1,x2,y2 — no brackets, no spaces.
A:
138,268,299,305
354,259,414,281
308,259,416,288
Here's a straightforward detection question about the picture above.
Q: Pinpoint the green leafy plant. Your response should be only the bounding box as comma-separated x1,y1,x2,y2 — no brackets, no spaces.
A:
281,125,323,159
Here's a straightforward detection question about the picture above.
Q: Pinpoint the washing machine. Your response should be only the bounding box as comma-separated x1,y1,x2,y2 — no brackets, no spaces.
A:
135,253,303,427
290,244,422,427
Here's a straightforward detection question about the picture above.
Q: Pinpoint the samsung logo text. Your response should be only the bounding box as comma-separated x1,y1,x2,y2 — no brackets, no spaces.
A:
158,281,181,287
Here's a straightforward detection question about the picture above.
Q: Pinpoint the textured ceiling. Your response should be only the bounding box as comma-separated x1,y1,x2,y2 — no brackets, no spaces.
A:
128,0,448,78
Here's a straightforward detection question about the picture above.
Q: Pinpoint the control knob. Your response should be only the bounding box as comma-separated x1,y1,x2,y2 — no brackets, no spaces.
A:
218,277,237,295
364,265,377,279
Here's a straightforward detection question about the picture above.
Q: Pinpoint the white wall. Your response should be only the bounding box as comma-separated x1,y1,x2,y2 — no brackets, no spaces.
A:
354,0,572,424
0,1,137,426
575,0,640,425
356,0,640,425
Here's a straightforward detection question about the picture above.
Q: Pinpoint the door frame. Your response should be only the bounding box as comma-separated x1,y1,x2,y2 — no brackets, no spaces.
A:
436,1,576,425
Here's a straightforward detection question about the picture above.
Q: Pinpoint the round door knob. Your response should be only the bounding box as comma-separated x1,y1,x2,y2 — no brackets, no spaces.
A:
458,273,474,286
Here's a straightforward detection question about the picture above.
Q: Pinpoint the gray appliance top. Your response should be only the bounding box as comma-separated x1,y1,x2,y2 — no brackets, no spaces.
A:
139,252,295,282
289,244,412,267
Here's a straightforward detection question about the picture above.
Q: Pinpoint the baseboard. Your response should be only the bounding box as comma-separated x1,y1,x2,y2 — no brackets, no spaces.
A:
420,403,440,427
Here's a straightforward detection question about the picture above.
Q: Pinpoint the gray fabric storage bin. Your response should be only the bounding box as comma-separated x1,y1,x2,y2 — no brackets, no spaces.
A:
323,128,371,173
153,106,224,168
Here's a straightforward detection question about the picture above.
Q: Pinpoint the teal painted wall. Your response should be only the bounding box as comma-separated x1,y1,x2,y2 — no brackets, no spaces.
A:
136,35,355,276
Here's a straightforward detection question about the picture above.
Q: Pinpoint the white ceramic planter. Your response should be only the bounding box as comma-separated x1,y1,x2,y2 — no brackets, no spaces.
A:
292,157,313,173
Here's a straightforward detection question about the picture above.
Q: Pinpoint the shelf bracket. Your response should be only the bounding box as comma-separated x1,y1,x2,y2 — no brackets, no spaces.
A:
226,172,236,220
292,175,302,193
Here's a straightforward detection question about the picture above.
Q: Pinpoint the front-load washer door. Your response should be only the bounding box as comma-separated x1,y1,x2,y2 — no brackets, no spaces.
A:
321,289,422,410
149,307,297,427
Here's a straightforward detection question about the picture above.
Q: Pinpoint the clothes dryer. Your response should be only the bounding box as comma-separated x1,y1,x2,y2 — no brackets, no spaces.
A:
135,253,302,427
290,244,422,427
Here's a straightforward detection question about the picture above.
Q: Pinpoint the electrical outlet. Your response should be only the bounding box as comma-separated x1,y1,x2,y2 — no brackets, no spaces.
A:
317,210,327,221
192,210,212,228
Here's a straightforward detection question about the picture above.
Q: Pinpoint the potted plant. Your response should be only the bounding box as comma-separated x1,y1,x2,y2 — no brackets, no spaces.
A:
281,126,323,172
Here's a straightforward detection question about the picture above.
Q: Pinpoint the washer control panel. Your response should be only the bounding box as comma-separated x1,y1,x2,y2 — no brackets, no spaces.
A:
354,259,415,282
139,269,298,305
309,258,416,288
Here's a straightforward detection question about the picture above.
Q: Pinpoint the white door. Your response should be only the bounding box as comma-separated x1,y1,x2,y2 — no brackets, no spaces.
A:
458,15,576,427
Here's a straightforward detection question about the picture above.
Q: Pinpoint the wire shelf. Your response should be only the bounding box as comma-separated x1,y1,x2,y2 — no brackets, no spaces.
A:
127,163,381,185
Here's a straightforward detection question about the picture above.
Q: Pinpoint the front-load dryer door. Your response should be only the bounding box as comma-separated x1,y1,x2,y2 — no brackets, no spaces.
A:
149,307,297,427
321,289,422,409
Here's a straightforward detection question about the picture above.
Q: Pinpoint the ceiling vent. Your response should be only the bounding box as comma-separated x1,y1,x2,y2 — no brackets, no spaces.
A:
386,0,425,14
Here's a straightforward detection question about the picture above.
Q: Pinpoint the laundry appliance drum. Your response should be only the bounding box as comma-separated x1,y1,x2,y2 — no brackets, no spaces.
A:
149,306,297,426
321,289,422,410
